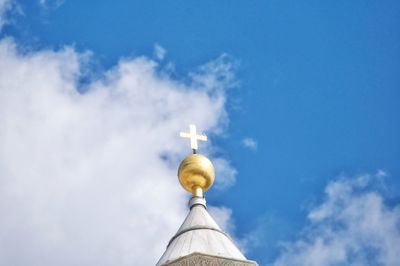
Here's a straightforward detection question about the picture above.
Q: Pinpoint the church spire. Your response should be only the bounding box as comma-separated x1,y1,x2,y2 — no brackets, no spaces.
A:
156,125,258,266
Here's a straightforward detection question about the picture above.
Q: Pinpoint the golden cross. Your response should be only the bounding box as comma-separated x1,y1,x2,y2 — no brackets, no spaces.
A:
180,124,207,153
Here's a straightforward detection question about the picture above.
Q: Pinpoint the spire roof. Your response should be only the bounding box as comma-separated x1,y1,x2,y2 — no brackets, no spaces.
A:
155,125,257,265
156,197,249,265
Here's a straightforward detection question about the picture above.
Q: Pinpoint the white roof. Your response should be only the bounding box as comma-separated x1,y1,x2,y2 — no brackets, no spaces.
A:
156,198,247,265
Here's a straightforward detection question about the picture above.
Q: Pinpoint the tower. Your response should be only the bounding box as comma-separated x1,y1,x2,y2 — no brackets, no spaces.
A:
156,125,258,266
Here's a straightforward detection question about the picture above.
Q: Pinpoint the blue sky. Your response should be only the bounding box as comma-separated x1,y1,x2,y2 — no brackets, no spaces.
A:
1,1,400,265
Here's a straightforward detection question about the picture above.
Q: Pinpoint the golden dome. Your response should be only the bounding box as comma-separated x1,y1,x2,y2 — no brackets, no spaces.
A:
178,154,215,197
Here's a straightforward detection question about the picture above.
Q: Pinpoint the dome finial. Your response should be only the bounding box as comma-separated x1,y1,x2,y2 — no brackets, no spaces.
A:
178,125,215,197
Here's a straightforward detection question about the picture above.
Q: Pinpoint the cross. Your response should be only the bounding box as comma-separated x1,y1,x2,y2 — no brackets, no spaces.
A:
180,124,207,154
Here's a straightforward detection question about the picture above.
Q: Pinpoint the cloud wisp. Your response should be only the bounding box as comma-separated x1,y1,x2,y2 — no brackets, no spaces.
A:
0,38,236,266
242,137,257,151
38,0,65,10
0,0,12,29
272,171,400,266
154,44,166,61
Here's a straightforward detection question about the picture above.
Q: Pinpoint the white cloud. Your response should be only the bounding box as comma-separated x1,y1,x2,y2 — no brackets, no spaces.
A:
242,137,257,151
213,157,238,189
272,171,400,266
0,38,236,266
